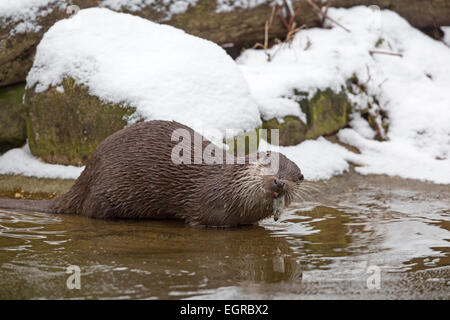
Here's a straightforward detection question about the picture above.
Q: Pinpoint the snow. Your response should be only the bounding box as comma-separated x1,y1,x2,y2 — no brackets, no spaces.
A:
216,0,269,13
259,137,357,181
0,144,83,180
215,0,295,13
338,129,450,184
26,8,261,142
443,26,450,47
0,0,64,34
0,0,198,35
100,0,197,20
238,6,450,184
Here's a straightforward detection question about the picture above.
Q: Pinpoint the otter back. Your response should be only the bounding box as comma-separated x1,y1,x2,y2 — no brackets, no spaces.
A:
51,120,247,225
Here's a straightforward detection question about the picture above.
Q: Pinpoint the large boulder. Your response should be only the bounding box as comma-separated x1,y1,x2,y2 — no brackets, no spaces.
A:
25,78,137,165
0,83,27,153
0,1,73,87
1,0,450,87
262,89,350,146
25,8,261,165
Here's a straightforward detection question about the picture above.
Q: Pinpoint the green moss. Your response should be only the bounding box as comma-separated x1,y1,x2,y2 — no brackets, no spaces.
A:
25,78,140,166
375,38,384,48
224,128,263,157
262,116,308,146
262,89,350,146
0,83,27,153
301,88,350,139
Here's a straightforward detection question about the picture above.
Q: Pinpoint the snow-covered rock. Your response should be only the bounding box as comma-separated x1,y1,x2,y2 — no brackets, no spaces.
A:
244,6,450,183
0,0,68,87
99,0,197,20
0,0,65,34
25,7,260,164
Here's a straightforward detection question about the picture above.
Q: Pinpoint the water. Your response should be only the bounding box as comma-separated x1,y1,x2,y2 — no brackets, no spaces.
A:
0,173,449,299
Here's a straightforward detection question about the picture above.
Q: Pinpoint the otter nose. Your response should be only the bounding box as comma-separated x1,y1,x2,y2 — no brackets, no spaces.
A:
298,173,304,182
274,179,285,189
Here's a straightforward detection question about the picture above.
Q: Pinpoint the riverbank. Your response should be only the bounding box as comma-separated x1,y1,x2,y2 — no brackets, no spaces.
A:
0,174,73,200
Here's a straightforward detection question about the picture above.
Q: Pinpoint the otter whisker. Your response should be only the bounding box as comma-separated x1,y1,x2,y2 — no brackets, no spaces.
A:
302,181,325,190
293,185,319,200
296,187,321,196
295,189,311,200
297,184,321,193
289,188,307,201
294,193,305,202
296,189,318,197
284,190,297,204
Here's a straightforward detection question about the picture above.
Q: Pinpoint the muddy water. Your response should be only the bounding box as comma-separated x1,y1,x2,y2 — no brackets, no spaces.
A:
0,173,448,299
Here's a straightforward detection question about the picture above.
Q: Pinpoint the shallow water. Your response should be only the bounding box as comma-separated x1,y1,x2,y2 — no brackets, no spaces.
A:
0,173,449,299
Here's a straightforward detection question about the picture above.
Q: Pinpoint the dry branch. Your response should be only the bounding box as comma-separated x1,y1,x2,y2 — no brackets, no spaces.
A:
369,50,403,57
306,0,351,32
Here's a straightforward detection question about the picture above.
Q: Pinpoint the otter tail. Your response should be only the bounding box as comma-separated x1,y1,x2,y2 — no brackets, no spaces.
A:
0,198,54,213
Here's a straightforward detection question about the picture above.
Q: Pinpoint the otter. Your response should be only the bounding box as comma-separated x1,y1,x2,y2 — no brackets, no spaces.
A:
0,121,305,227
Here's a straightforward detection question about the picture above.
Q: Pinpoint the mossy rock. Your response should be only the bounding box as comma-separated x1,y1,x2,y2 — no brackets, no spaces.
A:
0,4,69,87
225,129,262,157
25,78,139,166
0,0,318,86
262,116,308,146
300,88,350,139
0,83,27,153
262,89,350,146
2,0,450,87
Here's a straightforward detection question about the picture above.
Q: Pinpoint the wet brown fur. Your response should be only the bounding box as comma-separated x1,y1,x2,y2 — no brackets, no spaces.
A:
0,121,304,227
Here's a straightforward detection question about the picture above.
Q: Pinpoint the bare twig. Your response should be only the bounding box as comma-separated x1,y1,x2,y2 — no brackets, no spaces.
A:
369,50,403,57
378,78,388,88
253,0,305,61
252,21,272,61
268,4,276,26
277,1,304,46
288,8,300,29
277,11,289,30
321,0,333,27
286,23,306,43
283,0,294,17
306,0,350,33
264,20,269,50
252,43,265,49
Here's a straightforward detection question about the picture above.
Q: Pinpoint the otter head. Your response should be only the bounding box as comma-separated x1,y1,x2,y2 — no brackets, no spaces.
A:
256,151,304,221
